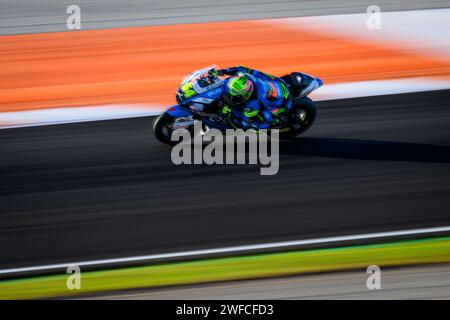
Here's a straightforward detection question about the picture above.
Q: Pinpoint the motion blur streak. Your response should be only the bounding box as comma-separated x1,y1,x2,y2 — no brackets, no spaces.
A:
2,226,449,275
1,10,449,116
4,77,450,129
92,264,450,300
1,0,448,35
276,9,450,62
1,90,450,270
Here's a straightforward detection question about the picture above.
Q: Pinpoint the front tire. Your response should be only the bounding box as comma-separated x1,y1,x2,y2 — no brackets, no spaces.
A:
152,113,177,145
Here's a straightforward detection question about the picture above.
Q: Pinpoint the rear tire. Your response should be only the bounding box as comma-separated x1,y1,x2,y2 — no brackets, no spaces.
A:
283,97,317,138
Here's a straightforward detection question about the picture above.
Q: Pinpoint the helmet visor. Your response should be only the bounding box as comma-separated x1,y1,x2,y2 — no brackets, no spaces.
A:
227,77,254,104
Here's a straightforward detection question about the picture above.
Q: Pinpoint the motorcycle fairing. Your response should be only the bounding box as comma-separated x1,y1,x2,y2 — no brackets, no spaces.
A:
289,72,323,98
177,66,224,104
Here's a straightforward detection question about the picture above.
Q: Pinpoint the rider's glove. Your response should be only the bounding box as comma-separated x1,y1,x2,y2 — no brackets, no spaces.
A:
221,105,232,114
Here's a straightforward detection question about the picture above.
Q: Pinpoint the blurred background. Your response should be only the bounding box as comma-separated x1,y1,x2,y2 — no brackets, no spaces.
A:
0,0,450,299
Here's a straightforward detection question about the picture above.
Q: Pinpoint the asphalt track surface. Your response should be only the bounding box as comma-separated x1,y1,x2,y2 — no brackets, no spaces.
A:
1,90,450,270
92,264,450,300
1,0,449,35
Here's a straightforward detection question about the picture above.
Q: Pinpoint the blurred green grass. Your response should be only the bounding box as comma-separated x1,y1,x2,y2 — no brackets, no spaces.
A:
1,237,450,299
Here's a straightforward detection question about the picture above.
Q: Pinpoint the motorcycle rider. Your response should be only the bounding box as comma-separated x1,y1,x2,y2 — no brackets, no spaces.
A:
193,66,292,130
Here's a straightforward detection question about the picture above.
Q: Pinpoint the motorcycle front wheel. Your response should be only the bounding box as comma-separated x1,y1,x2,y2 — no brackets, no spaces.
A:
152,112,178,145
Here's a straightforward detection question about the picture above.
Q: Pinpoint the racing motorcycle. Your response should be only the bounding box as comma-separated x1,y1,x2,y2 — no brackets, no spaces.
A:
153,66,322,145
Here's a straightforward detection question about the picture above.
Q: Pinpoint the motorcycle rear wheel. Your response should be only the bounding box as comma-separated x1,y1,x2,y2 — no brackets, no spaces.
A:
282,96,317,138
